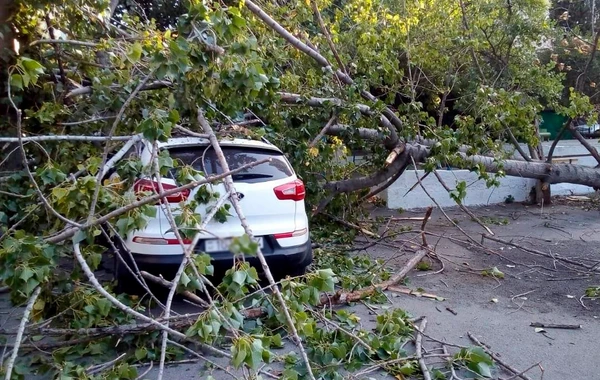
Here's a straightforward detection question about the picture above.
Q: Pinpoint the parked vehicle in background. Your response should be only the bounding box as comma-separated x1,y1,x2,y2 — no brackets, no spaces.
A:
107,136,312,292
574,121,600,138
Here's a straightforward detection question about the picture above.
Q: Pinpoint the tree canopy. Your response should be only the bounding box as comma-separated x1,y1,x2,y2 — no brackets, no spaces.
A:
1,0,600,378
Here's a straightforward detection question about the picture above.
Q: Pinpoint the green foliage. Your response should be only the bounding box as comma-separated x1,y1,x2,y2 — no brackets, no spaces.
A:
585,286,600,298
1,0,598,377
454,346,495,378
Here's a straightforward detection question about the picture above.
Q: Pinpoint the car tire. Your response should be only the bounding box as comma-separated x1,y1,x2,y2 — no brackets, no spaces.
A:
274,245,312,280
113,246,146,296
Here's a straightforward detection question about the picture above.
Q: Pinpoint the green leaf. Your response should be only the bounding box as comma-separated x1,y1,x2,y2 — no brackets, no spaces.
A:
127,42,143,63
135,347,147,360
232,270,247,285
491,266,505,279
474,362,492,378
468,347,493,365
20,57,45,74
10,74,23,90
96,298,111,316
19,267,34,282
232,345,246,368
180,271,191,287
168,109,180,123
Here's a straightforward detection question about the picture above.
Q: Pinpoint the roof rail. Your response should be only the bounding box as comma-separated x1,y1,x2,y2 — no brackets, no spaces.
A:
260,136,274,146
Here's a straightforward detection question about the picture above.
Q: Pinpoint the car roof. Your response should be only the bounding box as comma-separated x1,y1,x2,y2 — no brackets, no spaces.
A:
155,137,282,153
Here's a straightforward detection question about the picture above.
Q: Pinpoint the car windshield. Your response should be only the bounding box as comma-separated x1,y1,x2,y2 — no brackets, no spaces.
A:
166,145,293,183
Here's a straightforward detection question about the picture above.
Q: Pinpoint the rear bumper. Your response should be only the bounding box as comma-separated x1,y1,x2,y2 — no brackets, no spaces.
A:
128,238,312,271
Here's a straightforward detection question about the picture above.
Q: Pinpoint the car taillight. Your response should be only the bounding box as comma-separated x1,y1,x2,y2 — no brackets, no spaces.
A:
133,179,190,203
273,179,305,201
274,228,308,239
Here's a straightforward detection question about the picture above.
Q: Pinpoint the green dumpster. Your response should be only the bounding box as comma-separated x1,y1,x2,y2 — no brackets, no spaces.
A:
539,111,572,140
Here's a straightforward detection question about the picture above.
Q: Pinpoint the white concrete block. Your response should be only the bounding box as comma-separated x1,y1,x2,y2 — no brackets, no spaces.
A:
385,139,599,210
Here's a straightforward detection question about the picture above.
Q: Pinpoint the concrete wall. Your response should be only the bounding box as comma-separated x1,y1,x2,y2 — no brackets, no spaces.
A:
383,140,600,210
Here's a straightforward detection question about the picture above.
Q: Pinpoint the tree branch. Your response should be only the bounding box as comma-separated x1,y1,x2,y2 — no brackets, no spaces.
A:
415,318,431,380
576,27,600,91
546,118,571,163
72,242,229,358
244,0,401,146
30,39,99,47
309,114,336,147
4,287,41,380
505,127,531,161
88,71,155,224
310,0,346,73
0,135,133,142
198,109,317,380
568,124,600,166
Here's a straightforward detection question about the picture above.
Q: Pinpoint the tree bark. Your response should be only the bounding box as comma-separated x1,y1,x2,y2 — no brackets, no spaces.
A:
407,144,600,187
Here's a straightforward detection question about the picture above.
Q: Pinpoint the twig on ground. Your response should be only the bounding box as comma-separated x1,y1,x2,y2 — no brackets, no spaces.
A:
433,171,494,235
467,332,534,380
421,206,433,247
501,362,542,380
387,285,443,300
481,234,596,270
415,318,432,380
135,361,153,380
322,212,379,238
4,286,41,380
443,345,462,380
529,322,581,330
86,353,126,375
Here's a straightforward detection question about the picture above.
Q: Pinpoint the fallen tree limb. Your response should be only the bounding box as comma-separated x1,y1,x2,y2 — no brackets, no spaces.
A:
319,248,428,305
568,124,600,166
244,0,401,148
140,271,210,308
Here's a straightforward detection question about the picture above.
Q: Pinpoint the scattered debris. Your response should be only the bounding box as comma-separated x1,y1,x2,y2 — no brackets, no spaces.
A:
387,285,445,301
565,196,591,201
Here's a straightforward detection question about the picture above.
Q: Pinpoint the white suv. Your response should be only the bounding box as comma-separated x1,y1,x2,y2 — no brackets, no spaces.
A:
110,136,312,288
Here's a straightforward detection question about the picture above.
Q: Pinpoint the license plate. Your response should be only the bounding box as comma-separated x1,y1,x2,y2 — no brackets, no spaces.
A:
204,237,264,253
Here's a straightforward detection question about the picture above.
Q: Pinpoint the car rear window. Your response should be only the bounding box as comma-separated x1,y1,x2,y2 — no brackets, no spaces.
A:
167,145,293,183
